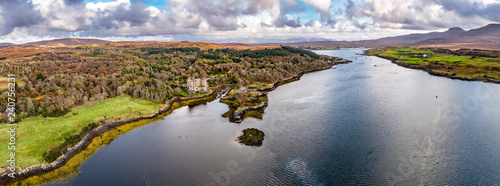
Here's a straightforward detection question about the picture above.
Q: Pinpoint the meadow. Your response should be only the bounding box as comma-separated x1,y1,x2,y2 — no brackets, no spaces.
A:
0,95,162,168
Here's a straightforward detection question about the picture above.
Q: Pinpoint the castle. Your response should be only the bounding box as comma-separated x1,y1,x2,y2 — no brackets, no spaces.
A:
187,78,209,92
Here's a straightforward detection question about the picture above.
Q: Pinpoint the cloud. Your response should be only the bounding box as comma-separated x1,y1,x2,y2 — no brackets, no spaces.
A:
91,1,151,29
63,0,84,6
302,0,331,14
435,0,500,22
185,0,280,31
282,0,303,10
362,0,496,29
273,0,302,28
0,0,44,35
301,0,335,27
345,0,363,20
274,16,302,28
1,0,499,44
345,0,369,29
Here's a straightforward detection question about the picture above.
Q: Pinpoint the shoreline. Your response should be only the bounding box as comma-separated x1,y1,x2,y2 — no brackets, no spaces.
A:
0,59,353,184
0,91,218,185
374,55,500,84
222,59,352,123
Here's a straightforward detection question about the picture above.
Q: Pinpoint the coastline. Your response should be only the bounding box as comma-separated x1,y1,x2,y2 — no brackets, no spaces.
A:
0,91,218,185
374,55,500,84
222,59,352,123
0,59,353,184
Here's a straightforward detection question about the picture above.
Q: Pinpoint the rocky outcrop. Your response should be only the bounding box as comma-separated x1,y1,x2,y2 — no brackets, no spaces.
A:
231,101,268,123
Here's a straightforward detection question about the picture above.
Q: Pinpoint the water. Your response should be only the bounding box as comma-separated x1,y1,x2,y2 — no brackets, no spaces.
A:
47,48,500,185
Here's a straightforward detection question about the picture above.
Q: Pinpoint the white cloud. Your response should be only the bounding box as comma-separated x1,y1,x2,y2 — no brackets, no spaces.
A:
302,0,332,14
0,0,499,44
362,0,495,29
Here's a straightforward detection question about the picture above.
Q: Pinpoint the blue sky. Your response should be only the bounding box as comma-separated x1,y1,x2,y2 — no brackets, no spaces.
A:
0,0,498,43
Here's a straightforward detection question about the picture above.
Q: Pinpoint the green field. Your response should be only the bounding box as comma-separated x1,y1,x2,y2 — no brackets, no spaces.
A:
176,89,189,97
0,95,163,168
366,47,500,81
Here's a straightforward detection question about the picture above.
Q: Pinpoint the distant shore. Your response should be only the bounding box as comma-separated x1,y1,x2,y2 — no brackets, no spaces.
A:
375,55,500,84
365,47,500,84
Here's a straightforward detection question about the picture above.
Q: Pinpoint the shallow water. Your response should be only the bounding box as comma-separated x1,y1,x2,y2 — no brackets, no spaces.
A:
47,48,500,185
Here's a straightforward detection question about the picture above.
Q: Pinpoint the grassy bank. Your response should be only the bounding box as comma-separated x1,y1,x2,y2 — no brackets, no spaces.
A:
6,91,217,185
365,47,500,82
0,95,163,168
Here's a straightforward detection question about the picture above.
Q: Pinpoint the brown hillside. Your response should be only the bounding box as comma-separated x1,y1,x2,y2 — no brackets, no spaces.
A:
102,41,280,50
288,24,500,51
24,38,109,47
0,47,45,59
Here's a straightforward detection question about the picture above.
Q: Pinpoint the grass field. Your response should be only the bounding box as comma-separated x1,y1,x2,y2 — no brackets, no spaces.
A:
0,95,163,168
366,47,500,81
176,89,189,97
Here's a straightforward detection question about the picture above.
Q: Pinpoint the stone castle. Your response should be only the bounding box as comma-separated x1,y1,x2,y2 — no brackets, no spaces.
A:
187,78,209,92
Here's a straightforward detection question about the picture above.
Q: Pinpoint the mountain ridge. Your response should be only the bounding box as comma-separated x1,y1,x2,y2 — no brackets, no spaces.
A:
290,23,500,50
23,38,110,46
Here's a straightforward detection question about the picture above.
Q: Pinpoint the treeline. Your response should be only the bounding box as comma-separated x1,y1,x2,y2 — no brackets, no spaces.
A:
235,49,287,58
281,45,320,59
140,47,200,54
0,45,329,122
139,46,319,60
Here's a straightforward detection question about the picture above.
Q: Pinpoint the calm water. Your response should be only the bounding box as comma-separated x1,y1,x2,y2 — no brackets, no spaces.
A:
47,48,500,185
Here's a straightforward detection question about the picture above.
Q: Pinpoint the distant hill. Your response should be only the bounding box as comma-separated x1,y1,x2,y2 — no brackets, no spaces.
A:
364,27,465,46
0,43,13,47
288,27,465,49
289,24,500,50
0,47,44,59
24,38,109,47
416,24,500,50
103,41,280,50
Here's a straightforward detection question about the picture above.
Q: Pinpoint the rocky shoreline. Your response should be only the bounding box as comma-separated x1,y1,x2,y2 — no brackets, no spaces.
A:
376,55,500,84
0,91,218,185
225,96,268,123
0,59,354,184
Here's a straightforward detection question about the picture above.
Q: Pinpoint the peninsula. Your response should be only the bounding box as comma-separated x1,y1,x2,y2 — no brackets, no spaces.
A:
0,40,344,184
365,47,500,84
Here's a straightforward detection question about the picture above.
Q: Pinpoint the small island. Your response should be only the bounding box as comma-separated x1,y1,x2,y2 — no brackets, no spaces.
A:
237,128,265,146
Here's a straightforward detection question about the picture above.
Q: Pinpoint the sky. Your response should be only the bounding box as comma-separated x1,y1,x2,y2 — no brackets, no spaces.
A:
0,0,499,44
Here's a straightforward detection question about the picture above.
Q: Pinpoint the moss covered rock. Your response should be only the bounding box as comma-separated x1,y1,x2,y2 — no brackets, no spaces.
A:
237,128,265,146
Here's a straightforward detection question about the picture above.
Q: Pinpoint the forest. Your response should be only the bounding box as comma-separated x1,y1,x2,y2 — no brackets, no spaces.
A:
0,45,331,123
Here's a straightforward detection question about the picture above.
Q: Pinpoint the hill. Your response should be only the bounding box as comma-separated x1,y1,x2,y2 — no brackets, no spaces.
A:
416,24,500,50
102,41,280,50
367,27,465,46
290,24,500,51
0,46,45,59
24,38,109,47
17,39,280,51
